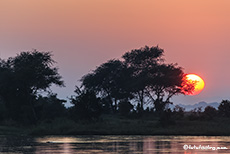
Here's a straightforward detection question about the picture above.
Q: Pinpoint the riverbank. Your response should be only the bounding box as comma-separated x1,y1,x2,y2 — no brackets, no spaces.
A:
0,126,25,135
1,115,230,136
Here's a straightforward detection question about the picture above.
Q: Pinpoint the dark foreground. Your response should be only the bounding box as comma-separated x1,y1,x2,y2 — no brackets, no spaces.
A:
1,115,230,136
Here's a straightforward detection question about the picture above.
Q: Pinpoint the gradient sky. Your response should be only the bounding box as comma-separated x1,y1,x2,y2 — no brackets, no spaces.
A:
1,0,230,105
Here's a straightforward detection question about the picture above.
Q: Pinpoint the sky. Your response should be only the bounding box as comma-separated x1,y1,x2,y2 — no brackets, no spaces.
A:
1,0,230,105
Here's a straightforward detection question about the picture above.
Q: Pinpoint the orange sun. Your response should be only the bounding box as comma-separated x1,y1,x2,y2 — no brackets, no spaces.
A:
185,74,205,95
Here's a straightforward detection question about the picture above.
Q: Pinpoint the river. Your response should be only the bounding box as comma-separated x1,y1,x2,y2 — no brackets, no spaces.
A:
0,135,229,153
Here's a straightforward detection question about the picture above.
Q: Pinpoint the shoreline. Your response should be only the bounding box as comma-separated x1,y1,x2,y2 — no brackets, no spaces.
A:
1,116,230,136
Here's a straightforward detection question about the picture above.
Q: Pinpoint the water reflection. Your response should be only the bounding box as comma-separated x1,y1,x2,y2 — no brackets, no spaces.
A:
0,135,229,153
34,136,230,154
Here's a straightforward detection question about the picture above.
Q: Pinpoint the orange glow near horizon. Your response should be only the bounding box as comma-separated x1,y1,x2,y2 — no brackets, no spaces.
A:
186,74,205,95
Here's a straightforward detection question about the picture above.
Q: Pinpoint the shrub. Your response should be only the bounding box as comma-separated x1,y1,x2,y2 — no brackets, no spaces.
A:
202,106,217,120
70,90,102,120
172,105,185,119
118,100,133,116
188,107,202,121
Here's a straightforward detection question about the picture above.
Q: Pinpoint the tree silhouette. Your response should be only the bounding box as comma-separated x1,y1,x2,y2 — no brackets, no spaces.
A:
0,50,64,123
218,100,230,117
147,64,194,113
122,46,195,113
80,45,195,115
122,46,164,111
81,59,133,112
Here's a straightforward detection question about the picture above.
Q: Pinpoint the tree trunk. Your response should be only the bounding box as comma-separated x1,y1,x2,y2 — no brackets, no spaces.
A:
27,91,38,124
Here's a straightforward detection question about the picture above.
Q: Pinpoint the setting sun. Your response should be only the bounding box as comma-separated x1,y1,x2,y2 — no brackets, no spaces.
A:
186,74,205,95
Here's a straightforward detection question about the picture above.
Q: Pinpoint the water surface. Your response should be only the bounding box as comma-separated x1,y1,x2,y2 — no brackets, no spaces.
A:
0,135,229,154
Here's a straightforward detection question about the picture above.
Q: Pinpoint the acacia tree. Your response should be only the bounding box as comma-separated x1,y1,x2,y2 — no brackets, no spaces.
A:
0,50,64,123
122,46,164,111
122,46,194,113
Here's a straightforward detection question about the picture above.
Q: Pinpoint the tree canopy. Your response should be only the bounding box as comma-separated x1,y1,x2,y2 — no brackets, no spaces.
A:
81,46,195,114
0,50,64,123
81,59,133,112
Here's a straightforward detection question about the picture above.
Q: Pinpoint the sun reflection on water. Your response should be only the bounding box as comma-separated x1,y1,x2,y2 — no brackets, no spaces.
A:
32,136,230,154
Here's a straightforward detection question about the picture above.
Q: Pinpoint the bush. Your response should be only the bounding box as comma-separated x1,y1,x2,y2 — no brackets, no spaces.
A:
118,100,133,116
202,106,217,120
70,90,102,121
188,107,202,121
172,105,185,119
35,94,67,121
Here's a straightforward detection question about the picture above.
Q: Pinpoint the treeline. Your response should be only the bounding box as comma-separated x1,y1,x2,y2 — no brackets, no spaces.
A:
183,100,230,121
0,46,227,126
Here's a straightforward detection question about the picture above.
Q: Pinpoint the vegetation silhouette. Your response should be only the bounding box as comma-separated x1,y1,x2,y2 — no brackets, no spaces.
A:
81,60,132,113
118,100,133,116
0,50,64,124
81,46,195,117
218,100,230,117
0,47,229,135
69,87,102,121
202,106,217,120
